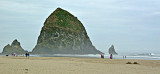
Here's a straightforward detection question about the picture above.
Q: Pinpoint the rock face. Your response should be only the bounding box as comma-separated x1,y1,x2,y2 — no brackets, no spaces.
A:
2,39,27,54
32,8,102,54
108,45,118,55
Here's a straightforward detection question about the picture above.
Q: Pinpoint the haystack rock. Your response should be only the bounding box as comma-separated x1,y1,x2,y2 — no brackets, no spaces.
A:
2,39,27,54
32,8,102,54
108,45,118,55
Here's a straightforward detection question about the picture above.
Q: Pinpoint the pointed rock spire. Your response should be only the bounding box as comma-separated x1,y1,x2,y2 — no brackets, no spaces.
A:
108,45,118,55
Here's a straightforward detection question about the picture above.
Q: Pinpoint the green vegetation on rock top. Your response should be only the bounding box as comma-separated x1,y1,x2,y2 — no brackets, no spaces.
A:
44,8,84,33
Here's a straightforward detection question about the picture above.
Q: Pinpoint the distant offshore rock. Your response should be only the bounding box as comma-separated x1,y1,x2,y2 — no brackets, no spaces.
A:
108,45,118,55
2,39,27,54
32,8,102,54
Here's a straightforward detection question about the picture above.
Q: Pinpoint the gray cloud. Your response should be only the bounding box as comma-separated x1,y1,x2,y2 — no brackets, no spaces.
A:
0,0,160,54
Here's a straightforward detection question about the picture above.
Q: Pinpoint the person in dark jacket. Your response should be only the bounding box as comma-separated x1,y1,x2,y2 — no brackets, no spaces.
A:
110,54,112,59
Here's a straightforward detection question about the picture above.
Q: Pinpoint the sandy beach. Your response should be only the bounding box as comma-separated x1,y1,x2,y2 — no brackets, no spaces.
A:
0,56,160,74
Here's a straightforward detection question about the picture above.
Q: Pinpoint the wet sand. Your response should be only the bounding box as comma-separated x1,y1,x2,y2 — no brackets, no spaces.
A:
0,56,160,74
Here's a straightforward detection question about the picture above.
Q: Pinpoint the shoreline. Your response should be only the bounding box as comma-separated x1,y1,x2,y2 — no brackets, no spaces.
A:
1,54,160,60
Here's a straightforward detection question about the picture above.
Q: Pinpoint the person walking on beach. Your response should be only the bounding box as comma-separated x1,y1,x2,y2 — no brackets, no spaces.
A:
123,56,126,59
110,54,112,59
101,54,104,58
25,53,28,58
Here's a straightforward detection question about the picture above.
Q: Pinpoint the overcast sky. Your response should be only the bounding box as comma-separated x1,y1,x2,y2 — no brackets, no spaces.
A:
0,0,160,54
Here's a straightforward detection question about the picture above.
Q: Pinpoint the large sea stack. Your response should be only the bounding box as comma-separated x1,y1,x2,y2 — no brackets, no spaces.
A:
2,39,27,54
32,8,102,54
108,45,118,55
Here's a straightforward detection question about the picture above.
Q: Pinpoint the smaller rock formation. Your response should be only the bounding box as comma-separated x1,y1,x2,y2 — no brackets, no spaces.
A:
108,45,118,55
2,39,27,54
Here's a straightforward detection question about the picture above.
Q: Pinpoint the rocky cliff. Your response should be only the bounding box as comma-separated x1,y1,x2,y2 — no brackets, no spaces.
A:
32,8,102,54
108,45,118,55
2,39,27,54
